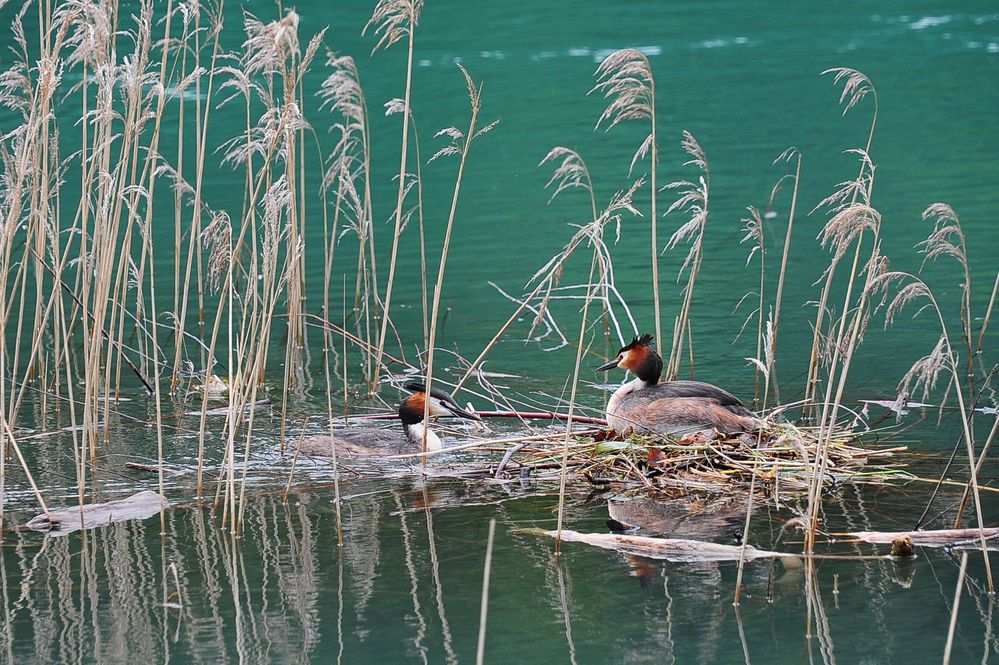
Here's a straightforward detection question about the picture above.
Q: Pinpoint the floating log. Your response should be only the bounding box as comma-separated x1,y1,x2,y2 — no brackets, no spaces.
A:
838,527,999,548
26,490,168,536
524,528,795,563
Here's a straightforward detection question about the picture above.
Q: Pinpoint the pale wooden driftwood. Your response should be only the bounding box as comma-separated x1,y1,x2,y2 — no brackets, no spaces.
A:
840,527,999,549
26,491,168,536
526,528,795,563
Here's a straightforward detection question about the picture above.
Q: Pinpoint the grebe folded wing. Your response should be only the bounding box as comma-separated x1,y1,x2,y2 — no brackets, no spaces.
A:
614,393,758,434
648,380,744,406
648,380,755,417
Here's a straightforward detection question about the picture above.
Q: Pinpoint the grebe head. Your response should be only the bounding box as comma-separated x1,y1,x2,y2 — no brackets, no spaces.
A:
596,333,663,383
399,382,481,425
399,383,479,452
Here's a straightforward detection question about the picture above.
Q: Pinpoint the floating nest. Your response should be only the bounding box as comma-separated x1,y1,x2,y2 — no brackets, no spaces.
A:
473,422,910,497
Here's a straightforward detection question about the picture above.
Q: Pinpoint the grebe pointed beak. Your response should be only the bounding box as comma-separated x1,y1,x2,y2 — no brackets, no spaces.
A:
596,358,620,372
442,401,481,421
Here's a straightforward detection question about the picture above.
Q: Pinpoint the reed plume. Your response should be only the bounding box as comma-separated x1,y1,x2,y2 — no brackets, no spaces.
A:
663,131,709,379
919,203,974,395
318,52,378,384
802,67,878,415
868,267,993,590
591,48,662,353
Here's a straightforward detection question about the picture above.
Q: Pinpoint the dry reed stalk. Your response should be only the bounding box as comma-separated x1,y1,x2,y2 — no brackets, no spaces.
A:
105,5,165,406
196,210,234,498
766,148,802,401
739,206,766,403
278,35,322,451
555,253,599,554
367,0,423,390
323,299,345,546
421,65,497,453
803,68,879,416
317,52,378,384
592,48,662,352
171,8,190,391
976,267,998,358
803,177,882,555
868,268,993,590
142,0,182,531
169,4,202,391
734,312,777,603
236,183,304,532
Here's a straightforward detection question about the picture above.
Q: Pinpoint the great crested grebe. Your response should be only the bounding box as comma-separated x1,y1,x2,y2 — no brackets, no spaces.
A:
596,334,761,435
297,382,480,457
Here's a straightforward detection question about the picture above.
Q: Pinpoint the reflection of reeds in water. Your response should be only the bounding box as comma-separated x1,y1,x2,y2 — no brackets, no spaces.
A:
0,499,332,662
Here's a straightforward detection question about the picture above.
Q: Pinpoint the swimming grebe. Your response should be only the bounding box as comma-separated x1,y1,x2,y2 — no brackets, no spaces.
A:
596,334,760,435
297,382,480,457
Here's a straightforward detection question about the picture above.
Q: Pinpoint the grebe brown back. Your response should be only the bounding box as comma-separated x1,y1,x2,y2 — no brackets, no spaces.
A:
297,382,480,457
596,334,760,435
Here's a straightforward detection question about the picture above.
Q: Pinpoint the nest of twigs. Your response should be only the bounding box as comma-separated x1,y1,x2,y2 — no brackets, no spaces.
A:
485,422,910,497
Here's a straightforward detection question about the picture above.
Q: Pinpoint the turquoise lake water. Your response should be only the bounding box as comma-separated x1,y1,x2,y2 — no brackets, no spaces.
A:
1,0,998,662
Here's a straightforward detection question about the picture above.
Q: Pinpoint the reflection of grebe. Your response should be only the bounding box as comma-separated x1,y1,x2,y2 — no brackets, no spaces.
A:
298,383,479,456
597,334,760,435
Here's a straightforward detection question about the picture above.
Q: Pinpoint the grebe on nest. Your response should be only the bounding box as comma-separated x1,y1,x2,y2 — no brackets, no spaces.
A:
297,382,480,457
596,334,760,435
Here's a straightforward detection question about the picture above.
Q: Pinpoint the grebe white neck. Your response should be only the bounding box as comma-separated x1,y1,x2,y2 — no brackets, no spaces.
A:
404,422,443,452
606,377,654,432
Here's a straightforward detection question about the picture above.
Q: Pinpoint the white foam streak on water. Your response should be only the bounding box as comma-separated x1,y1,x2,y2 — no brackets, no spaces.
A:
910,15,953,30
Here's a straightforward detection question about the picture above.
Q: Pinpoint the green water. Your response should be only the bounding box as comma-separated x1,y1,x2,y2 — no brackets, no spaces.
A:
2,0,999,662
